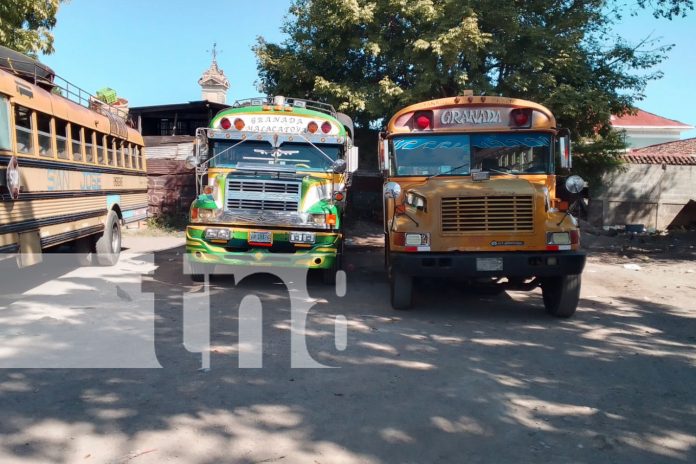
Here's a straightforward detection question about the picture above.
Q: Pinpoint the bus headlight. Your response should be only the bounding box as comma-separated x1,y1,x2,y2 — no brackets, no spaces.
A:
547,232,571,245
405,192,427,211
310,214,326,225
405,233,430,246
191,208,218,223
205,228,230,240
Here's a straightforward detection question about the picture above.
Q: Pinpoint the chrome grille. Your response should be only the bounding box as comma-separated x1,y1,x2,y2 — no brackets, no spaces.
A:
226,178,301,212
441,195,534,233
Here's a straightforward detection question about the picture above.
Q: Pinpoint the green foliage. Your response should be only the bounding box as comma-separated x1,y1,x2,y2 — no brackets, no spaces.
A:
571,129,627,189
255,0,691,178
146,213,188,234
0,0,64,56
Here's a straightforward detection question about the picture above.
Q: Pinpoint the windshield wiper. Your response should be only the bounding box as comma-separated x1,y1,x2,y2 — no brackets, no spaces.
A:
426,163,470,180
485,167,518,178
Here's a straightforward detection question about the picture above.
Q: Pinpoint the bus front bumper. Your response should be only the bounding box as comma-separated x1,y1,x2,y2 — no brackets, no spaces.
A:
186,226,339,270
390,251,586,278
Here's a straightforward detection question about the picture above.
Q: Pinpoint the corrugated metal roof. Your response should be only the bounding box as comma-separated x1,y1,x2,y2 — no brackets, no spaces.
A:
144,142,194,160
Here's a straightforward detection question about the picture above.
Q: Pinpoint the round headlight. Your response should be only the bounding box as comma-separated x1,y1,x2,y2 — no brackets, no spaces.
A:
565,175,585,194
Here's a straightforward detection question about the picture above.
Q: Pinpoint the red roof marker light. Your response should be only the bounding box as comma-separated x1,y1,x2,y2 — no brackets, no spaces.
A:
414,111,433,130
510,109,531,127
220,117,232,130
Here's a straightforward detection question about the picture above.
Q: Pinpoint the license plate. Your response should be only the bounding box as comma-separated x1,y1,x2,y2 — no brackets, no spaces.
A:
476,257,503,271
249,231,272,245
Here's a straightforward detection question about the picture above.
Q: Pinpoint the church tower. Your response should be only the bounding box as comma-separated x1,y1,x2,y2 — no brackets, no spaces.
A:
198,44,229,104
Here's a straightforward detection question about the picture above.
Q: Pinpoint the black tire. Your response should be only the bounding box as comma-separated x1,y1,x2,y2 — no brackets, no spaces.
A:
541,274,581,318
322,241,343,285
322,262,338,285
95,210,121,266
189,260,213,282
390,269,413,310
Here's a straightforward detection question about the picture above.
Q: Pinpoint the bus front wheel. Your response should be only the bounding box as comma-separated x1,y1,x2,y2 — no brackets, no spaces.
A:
390,269,413,310
541,274,581,318
95,210,121,266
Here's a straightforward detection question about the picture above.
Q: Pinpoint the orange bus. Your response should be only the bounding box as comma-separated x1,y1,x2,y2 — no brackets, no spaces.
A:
380,92,586,316
0,48,146,267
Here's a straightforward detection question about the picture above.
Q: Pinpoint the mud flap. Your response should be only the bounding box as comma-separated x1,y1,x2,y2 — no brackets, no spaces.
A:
17,230,42,268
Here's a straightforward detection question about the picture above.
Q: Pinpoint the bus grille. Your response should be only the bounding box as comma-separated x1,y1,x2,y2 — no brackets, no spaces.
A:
226,179,301,212
441,195,534,233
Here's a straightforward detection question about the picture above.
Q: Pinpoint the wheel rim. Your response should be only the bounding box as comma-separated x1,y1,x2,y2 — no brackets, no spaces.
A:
111,223,121,253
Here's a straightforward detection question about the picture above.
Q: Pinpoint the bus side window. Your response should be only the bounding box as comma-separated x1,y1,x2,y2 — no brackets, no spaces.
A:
106,136,114,166
98,134,107,164
126,143,133,168
36,112,53,158
14,105,34,154
71,124,83,162
0,95,11,151
135,145,143,171
118,140,128,167
84,129,95,163
55,119,68,159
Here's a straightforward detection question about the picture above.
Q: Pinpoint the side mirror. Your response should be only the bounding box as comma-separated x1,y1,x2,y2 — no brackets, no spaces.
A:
195,130,209,161
347,146,359,173
184,155,198,171
558,129,572,169
565,175,585,194
332,158,347,173
378,136,390,174
383,181,402,199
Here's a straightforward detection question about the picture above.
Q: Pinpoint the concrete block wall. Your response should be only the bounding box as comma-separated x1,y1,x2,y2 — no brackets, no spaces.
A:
594,164,696,229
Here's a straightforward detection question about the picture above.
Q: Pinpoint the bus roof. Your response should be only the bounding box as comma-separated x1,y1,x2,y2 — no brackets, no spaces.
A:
387,95,556,135
0,67,142,145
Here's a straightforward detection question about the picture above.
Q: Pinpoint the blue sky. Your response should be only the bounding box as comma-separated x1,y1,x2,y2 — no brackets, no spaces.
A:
41,0,695,136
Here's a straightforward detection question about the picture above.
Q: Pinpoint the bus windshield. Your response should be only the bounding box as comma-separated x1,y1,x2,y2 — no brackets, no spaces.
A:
210,140,342,171
392,132,552,176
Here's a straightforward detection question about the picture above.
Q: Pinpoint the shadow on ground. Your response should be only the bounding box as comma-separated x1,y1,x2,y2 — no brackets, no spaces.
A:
0,245,695,463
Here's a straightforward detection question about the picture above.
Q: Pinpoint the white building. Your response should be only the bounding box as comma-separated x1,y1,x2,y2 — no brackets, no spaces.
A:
610,109,693,149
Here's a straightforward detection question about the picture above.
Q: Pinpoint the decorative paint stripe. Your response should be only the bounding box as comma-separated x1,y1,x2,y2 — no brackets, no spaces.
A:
0,243,19,254
0,154,148,177
0,209,105,235
1,189,147,202
41,224,105,249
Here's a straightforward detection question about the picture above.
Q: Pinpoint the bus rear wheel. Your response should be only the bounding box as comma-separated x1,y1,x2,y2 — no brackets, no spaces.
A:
95,210,121,266
390,269,413,310
541,274,581,318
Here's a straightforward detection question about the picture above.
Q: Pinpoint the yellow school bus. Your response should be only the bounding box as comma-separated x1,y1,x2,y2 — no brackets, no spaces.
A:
380,92,586,316
0,52,147,267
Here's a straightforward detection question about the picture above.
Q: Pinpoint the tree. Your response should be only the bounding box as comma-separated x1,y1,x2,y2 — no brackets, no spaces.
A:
0,0,64,56
254,0,691,138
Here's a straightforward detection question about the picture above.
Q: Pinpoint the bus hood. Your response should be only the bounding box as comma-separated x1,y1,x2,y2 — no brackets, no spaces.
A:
404,176,538,198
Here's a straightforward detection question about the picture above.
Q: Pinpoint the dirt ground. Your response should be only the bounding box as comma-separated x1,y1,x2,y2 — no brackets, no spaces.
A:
0,226,694,463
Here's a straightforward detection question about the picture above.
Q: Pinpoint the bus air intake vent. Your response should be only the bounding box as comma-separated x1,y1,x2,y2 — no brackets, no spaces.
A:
441,195,534,234
226,178,301,212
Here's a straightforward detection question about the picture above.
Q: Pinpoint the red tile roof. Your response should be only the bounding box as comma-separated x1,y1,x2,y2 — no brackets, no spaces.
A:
622,138,696,165
611,109,693,129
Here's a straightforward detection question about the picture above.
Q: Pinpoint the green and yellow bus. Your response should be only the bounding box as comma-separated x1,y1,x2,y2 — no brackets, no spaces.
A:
185,96,358,283
0,51,147,267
